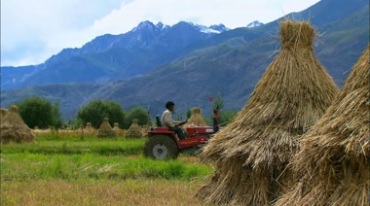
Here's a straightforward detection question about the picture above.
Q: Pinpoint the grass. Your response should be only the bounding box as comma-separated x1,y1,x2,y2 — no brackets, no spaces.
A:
1,153,213,181
0,136,145,156
0,134,215,205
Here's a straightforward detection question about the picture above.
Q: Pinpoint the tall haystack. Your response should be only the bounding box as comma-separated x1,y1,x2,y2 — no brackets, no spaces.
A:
97,118,116,138
275,45,370,206
197,20,339,205
0,105,36,143
185,107,208,127
126,119,143,138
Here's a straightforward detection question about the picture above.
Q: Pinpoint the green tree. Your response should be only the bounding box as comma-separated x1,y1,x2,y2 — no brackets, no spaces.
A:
123,106,149,129
213,93,224,110
51,102,63,128
16,96,63,129
186,108,192,119
219,109,238,126
77,99,125,128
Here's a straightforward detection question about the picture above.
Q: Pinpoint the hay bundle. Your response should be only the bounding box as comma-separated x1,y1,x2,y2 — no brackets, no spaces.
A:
0,108,8,124
275,44,370,206
126,119,143,138
185,107,208,127
84,122,96,134
113,122,124,136
97,118,116,138
197,20,339,205
141,125,150,137
0,105,36,143
141,119,153,137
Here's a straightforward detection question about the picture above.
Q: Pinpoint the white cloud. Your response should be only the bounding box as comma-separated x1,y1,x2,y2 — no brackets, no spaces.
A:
1,0,320,66
1,0,124,66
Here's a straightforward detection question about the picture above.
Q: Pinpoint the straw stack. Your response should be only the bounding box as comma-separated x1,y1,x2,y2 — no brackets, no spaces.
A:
197,20,340,205
84,122,96,134
0,105,36,143
141,118,153,137
185,107,208,127
275,44,370,206
141,125,149,137
97,118,116,138
0,108,8,124
126,119,143,138
113,122,124,136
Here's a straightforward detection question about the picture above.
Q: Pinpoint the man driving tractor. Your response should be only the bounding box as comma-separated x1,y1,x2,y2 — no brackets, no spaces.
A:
144,101,215,159
161,101,187,139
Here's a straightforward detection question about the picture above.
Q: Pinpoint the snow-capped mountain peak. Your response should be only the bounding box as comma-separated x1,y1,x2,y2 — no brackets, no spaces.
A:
196,24,229,34
246,20,264,28
132,21,157,32
209,24,229,33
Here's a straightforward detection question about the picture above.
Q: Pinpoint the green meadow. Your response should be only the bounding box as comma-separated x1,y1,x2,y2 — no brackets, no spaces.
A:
1,135,214,206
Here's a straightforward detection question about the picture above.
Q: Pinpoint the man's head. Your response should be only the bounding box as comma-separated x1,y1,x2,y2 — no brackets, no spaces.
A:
165,101,175,111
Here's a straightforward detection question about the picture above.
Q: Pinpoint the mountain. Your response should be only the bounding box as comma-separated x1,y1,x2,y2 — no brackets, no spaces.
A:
1,0,369,120
246,20,264,28
1,21,228,90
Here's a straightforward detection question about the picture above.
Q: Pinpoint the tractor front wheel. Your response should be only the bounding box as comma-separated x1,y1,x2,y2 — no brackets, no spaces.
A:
144,135,179,160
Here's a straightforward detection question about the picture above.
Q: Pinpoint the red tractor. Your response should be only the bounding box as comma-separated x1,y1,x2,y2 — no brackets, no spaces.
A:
144,116,215,159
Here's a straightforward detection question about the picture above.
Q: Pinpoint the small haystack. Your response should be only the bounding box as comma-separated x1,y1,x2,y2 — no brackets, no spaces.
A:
126,119,143,138
84,122,95,134
197,20,339,205
275,45,370,206
141,125,149,137
0,105,36,143
185,107,208,127
97,118,116,138
0,108,8,124
113,122,124,136
141,118,153,137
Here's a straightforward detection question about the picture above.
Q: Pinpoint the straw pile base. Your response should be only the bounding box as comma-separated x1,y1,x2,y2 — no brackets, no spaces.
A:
275,157,369,206
1,127,35,143
197,158,295,205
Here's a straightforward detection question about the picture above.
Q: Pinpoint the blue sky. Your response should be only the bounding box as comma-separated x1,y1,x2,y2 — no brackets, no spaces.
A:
1,0,320,66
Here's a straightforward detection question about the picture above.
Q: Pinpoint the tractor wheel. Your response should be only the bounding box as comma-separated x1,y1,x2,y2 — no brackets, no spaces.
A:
144,135,179,160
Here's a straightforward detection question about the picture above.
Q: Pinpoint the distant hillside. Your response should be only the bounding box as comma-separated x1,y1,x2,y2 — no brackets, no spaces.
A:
1,0,368,120
1,84,100,119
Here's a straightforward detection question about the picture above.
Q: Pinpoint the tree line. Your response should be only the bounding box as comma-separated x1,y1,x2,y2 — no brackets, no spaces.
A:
14,97,149,130
12,96,238,130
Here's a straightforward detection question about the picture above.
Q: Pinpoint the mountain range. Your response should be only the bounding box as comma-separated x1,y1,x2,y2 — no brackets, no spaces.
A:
1,0,369,121
1,21,228,90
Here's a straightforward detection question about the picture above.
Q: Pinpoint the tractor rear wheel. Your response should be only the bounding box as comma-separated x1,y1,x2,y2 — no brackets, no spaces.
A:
144,135,179,160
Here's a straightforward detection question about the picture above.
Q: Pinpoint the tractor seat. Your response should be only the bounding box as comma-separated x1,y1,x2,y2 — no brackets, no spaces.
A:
156,115,162,127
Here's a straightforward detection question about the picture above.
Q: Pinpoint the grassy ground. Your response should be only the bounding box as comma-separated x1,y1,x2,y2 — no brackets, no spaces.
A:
0,135,215,206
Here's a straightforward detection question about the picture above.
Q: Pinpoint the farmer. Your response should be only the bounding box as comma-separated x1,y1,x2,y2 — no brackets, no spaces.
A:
213,105,220,132
161,101,187,139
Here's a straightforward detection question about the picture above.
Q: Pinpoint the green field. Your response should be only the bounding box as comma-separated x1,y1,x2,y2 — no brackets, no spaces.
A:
0,135,214,206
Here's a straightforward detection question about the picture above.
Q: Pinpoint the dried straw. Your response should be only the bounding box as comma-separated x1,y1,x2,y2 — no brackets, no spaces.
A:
185,107,208,127
97,118,116,138
126,119,143,138
84,122,96,135
0,105,36,143
197,20,339,205
113,122,124,136
275,44,370,206
0,108,8,124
